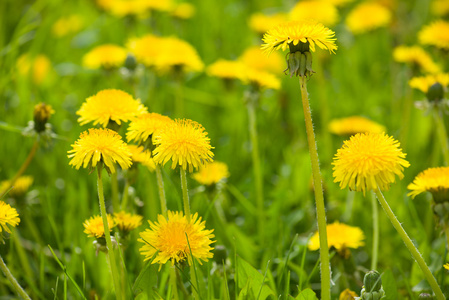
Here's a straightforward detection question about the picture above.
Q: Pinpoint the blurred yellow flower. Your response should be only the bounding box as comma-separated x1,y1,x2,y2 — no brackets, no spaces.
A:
170,3,195,19
82,44,127,70
68,128,132,174
243,68,281,90
328,116,386,136
339,289,358,300
321,0,355,7
333,132,409,194
127,34,163,67
138,211,215,266
52,15,83,37
0,176,33,197
83,214,115,238
153,119,214,172
127,113,174,144
206,59,245,80
16,54,52,85
393,45,440,74
409,73,449,93
290,1,339,27
96,0,173,17
432,0,449,17
345,2,392,34
113,211,143,232
407,167,449,200
419,20,449,49
192,161,230,185
128,145,156,171
239,46,284,75
444,263,449,270
308,221,365,253
249,12,288,35
262,20,337,54
77,89,147,127
0,201,20,234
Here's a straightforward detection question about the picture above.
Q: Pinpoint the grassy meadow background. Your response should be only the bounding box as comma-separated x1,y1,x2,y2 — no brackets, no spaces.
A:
0,0,448,298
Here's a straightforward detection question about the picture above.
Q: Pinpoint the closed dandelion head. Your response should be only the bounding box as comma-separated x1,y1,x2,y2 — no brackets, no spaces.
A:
332,132,410,194
77,89,147,127
339,288,358,300
192,161,230,186
408,167,449,202
128,145,156,171
308,221,364,258
249,12,288,35
33,102,55,133
393,46,440,74
113,211,143,233
138,211,215,266
1,176,33,198
68,128,132,174
239,46,284,75
419,20,449,50
83,214,115,238
290,1,339,27
82,44,127,70
328,116,386,136
153,119,214,172
345,2,392,34
126,113,174,145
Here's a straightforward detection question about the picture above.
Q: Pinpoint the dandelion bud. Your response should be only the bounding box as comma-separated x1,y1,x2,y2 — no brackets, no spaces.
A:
360,270,385,300
124,53,137,71
33,103,54,133
426,82,444,102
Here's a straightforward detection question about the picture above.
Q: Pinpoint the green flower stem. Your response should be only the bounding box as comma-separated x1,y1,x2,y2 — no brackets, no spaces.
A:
97,165,123,300
374,188,445,300
175,78,184,118
444,226,449,260
0,254,31,300
180,168,191,222
156,165,168,218
111,172,120,213
299,76,330,300
121,180,130,210
170,267,179,300
1,139,38,198
370,191,379,270
433,108,449,166
246,98,264,244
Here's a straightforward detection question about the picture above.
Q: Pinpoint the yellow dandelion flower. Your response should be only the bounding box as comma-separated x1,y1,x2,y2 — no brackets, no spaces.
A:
52,15,83,37
321,0,355,7
261,20,337,54
82,44,127,70
407,167,449,201
243,68,281,90
339,289,358,300
308,221,365,252
192,161,230,186
83,214,115,238
333,132,410,194
419,20,449,49
16,54,52,85
393,45,440,74
444,263,449,271
138,211,215,265
432,0,449,17
153,119,214,172
0,201,20,234
96,0,173,17
409,73,449,93
239,46,284,75
126,113,174,144
290,1,339,27
68,128,132,174
170,3,195,19
0,176,33,197
328,116,386,136
113,211,143,232
206,59,246,80
153,37,204,74
345,2,392,34
127,35,163,67
128,145,156,171
77,89,147,127
249,12,288,35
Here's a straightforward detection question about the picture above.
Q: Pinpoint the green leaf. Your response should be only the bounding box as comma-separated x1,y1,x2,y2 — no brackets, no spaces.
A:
382,270,398,300
295,288,318,300
236,256,275,300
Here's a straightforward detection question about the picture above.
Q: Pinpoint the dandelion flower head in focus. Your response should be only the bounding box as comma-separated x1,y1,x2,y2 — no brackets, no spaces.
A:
83,214,115,238
407,167,449,202
127,113,174,145
0,201,20,234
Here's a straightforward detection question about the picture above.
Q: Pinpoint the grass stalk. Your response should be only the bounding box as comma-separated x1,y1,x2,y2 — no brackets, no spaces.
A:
96,165,123,299
156,165,168,218
180,168,191,222
298,76,330,300
0,254,31,300
374,188,445,300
